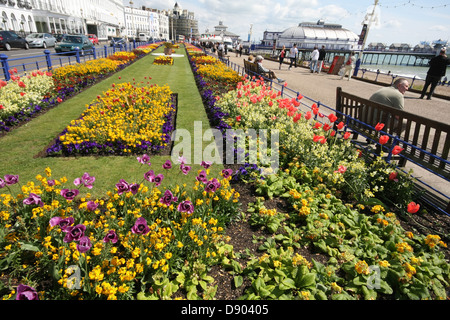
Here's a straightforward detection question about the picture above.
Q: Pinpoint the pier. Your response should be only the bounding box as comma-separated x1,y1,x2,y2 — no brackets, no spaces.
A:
360,51,435,67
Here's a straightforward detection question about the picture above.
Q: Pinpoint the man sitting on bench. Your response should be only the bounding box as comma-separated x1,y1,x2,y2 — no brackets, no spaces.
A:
255,55,284,83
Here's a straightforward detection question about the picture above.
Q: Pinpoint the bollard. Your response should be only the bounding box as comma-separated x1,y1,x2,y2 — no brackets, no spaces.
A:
0,54,10,81
104,45,108,58
74,47,81,63
44,49,52,71
92,46,97,60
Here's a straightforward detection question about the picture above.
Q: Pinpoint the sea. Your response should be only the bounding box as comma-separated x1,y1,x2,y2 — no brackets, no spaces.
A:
360,63,450,80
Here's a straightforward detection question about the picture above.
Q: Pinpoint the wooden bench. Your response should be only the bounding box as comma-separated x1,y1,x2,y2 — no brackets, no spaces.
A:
244,59,260,77
336,87,450,213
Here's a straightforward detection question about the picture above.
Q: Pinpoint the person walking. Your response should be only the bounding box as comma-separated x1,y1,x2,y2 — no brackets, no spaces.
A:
288,44,298,70
310,46,319,73
340,52,356,81
279,45,286,70
420,48,450,100
317,46,326,73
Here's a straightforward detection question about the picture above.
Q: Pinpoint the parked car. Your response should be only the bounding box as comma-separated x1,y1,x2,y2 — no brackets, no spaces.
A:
26,33,57,48
55,34,93,54
0,31,29,51
110,37,127,47
137,33,149,42
88,34,99,45
54,34,66,42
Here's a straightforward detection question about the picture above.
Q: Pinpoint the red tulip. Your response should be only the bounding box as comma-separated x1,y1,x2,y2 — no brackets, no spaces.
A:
375,123,385,131
392,146,404,155
328,114,338,123
379,135,389,145
236,115,241,122
337,122,345,130
407,202,420,214
343,132,351,140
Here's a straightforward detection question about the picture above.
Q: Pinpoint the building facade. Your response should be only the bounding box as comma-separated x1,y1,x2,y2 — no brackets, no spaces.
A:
168,2,199,41
0,0,170,41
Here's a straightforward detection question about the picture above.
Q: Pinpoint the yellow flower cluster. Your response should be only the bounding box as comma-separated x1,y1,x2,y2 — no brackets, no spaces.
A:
53,58,123,79
153,56,174,65
196,63,243,85
107,51,137,62
424,234,447,249
58,82,173,153
355,260,370,275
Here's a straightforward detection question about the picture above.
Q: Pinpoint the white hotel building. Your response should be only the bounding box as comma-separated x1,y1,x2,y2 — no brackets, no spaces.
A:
0,0,170,41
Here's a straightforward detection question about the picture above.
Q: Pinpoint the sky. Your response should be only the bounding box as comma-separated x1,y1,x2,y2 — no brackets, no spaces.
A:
126,0,450,46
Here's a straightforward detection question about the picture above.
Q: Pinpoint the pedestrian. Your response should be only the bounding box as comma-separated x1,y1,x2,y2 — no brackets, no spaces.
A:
279,45,286,70
288,44,298,70
310,46,319,73
340,52,356,81
255,55,284,83
235,42,240,57
317,45,326,73
369,78,409,111
420,48,450,100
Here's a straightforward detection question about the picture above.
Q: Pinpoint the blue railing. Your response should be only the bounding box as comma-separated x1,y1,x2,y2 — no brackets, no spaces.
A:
0,40,152,81
215,53,450,216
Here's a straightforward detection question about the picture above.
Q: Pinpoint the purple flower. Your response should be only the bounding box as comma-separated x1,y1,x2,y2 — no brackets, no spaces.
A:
0,178,5,189
64,224,86,242
144,170,155,182
196,170,208,183
177,200,194,214
205,178,221,193
47,179,56,186
4,174,19,185
76,172,96,189
222,169,234,179
130,183,140,195
131,217,150,235
137,154,151,165
180,164,191,175
162,160,172,169
60,189,79,201
50,217,75,232
153,174,164,187
160,190,178,206
86,201,98,211
16,284,38,300
115,179,130,195
103,230,118,243
178,155,186,165
77,236,92,253
23,193,44,207
201,161,212,169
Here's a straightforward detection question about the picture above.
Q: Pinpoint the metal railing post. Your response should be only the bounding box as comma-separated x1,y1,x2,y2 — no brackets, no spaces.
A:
44,49,52,71
74,47,81,64
0,54,10,81
104,45,108,58
92,46,97,60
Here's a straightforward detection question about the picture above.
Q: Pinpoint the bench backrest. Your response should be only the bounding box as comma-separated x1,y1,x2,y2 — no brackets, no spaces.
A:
244,59,259,76
336,87,450,179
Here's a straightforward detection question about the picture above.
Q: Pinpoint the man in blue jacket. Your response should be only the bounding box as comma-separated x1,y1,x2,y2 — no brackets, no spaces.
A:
420,48,450,100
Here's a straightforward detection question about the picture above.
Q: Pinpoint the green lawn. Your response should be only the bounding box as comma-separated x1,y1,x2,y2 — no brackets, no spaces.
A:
0,46,222,198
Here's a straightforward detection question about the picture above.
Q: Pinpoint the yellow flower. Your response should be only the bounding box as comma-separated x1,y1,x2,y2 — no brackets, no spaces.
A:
355,260,370,275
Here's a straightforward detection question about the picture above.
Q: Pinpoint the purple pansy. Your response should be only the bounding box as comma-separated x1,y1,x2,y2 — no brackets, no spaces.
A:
144,170,155,182
74,172,96,189
137,154,151,165
180,164,191,175
221,169,234,179
201,161,212,169
86,201,99,211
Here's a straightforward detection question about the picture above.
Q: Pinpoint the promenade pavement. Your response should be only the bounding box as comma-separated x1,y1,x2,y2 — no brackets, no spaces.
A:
224,52,450,206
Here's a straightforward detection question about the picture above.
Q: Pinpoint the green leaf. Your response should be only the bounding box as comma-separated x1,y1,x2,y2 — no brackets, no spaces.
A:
297,273,316,289
279,278,296,291
19,243,39,252
234,275,244,288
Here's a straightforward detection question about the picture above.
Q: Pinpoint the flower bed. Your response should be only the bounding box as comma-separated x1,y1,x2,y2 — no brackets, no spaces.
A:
46,82,176,157
0,44,161,135
153,56,174,65
186,44,450,300
0,161,240,300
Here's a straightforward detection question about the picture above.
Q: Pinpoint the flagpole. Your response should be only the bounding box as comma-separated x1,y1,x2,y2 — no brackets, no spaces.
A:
359,0,379,64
